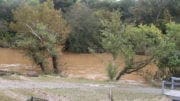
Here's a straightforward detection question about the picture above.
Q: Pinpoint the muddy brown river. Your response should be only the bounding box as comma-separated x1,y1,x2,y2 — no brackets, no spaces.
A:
0,48,158,82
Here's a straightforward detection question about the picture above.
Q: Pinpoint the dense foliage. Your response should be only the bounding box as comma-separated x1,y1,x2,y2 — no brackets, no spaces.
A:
10,0,70,73
0,0,179,78
98,10,172,80
64,3,103,53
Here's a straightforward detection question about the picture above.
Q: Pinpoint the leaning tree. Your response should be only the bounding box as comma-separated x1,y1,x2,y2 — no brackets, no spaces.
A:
98,10,175,80
10,0,70,73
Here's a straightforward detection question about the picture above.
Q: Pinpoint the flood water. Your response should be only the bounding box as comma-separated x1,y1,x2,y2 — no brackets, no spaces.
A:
0,48,157,82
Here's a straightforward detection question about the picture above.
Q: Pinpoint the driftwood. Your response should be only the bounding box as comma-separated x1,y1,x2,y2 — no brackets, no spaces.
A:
27,96,48,101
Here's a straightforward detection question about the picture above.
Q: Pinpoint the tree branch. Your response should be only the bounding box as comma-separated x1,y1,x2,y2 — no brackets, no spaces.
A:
26,24,43,42
126,57,154,74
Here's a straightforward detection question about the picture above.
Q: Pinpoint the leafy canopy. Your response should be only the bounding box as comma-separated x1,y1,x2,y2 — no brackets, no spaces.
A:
10,0,70,73
99,10,175,79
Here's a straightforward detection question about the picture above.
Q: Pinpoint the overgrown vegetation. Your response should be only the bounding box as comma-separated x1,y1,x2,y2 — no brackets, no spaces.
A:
157,22,180,78
0,0,179,78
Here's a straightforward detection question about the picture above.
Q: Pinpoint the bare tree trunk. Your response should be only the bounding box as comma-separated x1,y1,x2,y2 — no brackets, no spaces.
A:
39,62,45,72
115,67,128,80
52,55,59,74
32,52,46,72
115,57,154,80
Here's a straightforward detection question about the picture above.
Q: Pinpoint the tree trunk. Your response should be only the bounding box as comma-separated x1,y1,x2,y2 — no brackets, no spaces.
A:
52,55,59,74
39,62,45,72
115,57,154,80
115,67,128,80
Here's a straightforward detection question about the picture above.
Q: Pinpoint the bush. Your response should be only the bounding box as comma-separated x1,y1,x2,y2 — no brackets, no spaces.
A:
107,62,118,80
0,32,16,48
158,50,180,77
65,32,104,53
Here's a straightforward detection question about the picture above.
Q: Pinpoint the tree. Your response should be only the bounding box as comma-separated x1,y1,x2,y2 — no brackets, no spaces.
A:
0,0,50,48
158,51,180,77
167,0,180,22
0,0,19,22
99,10,172,80
53,0,77,12
131,0,171,25
124,0,180,35
157,22,180,77
0,0,23,47
10,0,70,73
65,3,103,53
118,0,135,22
166,22,180,50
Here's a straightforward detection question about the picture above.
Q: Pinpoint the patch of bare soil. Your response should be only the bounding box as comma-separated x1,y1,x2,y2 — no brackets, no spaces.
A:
0,48,158,82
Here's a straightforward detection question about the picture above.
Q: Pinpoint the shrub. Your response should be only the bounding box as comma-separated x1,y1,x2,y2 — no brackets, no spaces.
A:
0,32,16,48
107,62,118,80
158,50,180,77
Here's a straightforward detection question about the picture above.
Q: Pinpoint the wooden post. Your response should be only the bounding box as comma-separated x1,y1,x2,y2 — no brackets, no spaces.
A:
171,77,175,90
162,81,165,94
109,88,113,101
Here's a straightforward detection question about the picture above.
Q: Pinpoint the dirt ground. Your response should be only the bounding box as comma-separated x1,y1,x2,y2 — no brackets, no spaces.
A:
0,48,158,82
